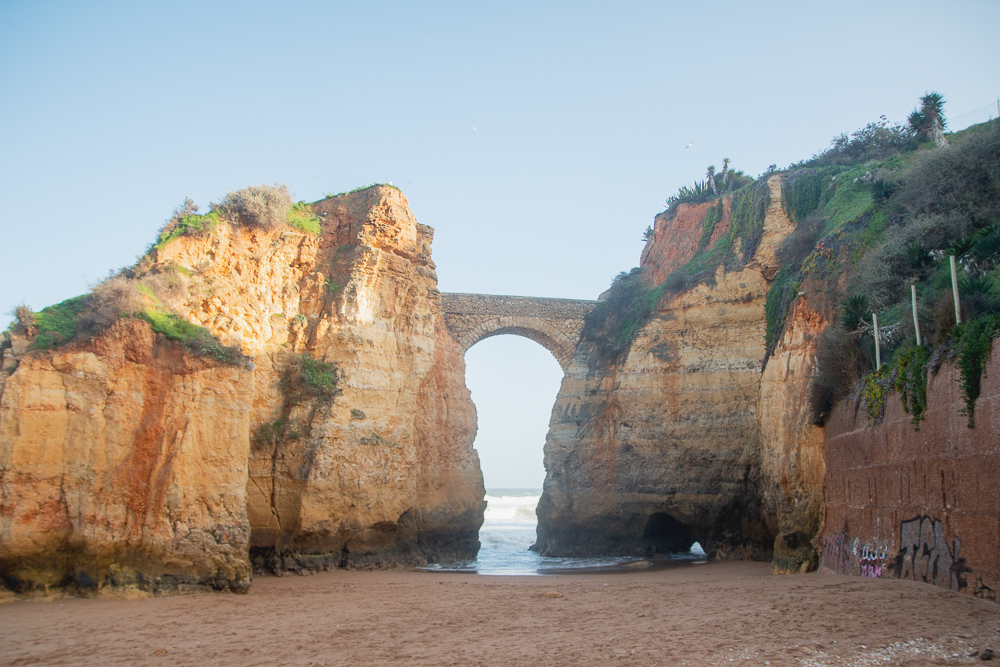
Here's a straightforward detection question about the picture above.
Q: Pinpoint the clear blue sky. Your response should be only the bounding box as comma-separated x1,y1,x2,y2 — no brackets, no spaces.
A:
3,0,999,487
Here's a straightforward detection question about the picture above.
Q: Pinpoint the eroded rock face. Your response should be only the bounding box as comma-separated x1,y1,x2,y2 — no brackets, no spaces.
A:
0,186,483,594
151,186,484,571
0,320,253,594
758,296,828,573
536,176,809,561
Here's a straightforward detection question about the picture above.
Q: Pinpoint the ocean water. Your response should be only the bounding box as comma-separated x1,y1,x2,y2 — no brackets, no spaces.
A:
424,489,707,575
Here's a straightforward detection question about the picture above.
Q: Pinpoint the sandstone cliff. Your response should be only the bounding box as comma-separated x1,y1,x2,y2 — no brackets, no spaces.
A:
145,186,485,572
757,295,828,573
536,175,812,561
0,185,484,594
0,319,253,594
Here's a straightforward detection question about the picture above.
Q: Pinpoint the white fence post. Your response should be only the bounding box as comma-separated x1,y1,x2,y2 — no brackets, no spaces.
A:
950,255,962,325
873,313,881,371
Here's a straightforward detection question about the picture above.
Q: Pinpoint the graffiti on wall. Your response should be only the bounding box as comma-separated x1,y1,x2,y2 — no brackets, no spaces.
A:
822,530,889,578
893,515,971,592
859,543,889,578
823,516,996,599
973,575,996,601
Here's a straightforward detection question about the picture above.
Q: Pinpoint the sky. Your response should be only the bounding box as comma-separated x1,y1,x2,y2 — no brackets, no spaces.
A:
2,0,999,488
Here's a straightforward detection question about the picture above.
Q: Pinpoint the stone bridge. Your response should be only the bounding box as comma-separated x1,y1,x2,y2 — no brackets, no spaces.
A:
440,293,599,369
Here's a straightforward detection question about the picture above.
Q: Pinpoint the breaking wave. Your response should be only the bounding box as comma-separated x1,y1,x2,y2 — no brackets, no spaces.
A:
421,489,706,575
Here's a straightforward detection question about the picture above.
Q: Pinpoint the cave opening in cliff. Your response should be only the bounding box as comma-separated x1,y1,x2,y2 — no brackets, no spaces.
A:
642,512,696,557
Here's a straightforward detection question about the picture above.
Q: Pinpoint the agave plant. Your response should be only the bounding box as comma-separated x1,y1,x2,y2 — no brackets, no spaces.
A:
950,223,1000,272
905,241,933,271
840,294,871,333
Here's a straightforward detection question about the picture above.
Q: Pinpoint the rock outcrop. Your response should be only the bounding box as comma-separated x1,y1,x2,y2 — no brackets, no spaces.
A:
536,176,802,560
0,186,485,594
147,186,485,572
0,319,253,594
758,296,828,573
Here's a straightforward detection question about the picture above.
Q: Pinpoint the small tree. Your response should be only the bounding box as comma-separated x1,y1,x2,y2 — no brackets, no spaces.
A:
706,165,717,194
908,92,948,148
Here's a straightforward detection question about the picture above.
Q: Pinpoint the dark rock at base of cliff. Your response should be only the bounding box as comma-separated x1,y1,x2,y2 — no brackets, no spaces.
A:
771,531,819,574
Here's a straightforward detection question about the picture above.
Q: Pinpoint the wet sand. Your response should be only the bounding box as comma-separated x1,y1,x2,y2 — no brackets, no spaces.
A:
2,561,998,666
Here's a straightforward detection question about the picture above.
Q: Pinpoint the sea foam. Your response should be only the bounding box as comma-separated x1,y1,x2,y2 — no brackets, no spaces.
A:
423,489,706,574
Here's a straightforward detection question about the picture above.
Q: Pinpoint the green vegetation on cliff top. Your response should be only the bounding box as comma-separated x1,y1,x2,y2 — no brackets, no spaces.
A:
589,93,1000,427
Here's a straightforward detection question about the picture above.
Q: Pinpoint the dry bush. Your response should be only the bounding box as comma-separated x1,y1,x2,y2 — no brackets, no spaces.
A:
11,303,36,333
216,184,292,229
809,324,875,425
159,197,199,236
139,267,186,303
896,120,1000,224
849,214,968,312
78,275,145,332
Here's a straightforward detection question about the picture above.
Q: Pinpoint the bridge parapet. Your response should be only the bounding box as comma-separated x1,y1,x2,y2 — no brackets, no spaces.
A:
440,293,598,369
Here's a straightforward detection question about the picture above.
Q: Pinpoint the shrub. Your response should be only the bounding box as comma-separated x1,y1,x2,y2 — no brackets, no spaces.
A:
664,179,715,213
800,119,914,168
11,303,35,334
727,176,771,267
860,367,893,426
216,184,292,229
840,294,870,332
141,308,248,366
697,201,723,252
281,353,343,404
809,324,874,425
959,274,1000,320
663,163,752,217
782,170,824,221
776,214,822,268
927,289,959,346
952,314,1000,427
252,419,286,450
764,265,799,356
156,210,219,249
76,275,145,333
582,268,664,364
894,343,930,429
895,120,1000,225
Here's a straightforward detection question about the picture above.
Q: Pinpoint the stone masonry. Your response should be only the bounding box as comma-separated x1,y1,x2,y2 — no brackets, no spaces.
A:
440,293,598,369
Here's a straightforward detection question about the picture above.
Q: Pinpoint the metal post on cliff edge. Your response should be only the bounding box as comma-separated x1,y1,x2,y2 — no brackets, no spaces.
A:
951,255,962,325
873,313,881,371
911,284,922,347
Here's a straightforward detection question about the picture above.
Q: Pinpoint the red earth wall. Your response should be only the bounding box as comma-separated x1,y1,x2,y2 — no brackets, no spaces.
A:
821,342,1000,602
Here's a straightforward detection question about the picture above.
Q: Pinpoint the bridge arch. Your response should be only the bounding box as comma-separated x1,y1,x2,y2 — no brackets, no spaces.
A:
440,293,598,369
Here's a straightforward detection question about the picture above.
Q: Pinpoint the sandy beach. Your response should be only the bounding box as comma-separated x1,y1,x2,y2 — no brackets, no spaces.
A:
2,562,998,666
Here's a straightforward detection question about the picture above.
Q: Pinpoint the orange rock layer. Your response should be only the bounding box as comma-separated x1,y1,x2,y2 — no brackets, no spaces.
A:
0,186,484,594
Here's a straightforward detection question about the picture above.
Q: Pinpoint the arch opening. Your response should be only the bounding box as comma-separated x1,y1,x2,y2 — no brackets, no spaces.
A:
463,335,563,571
461,318,576,370
642,512,696,557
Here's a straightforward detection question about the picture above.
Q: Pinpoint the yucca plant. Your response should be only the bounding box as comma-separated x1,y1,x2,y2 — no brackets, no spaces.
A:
905,241,933,271
840,294,871,332
909,92,948,147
